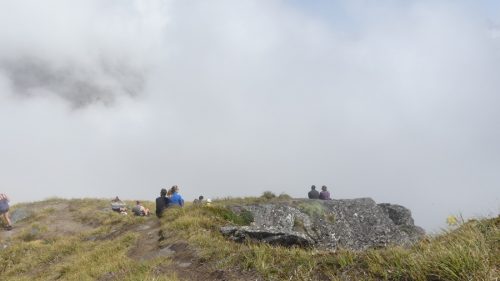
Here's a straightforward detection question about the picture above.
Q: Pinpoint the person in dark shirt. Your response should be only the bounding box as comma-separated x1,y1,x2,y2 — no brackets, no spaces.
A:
155,188,170,218
193,195,204,205
319,185,331,200
308,185,320,199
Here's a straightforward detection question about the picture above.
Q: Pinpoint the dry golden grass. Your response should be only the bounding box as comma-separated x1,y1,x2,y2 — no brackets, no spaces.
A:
0,198,177,281
160,199,499,281
0,197,498,281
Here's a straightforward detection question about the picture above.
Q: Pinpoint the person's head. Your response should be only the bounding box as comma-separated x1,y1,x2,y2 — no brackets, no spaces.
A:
112,196,120,202
311,185,316,190
171,185,179,193
136,201,141,205
199,195,204,200
322,185,327,191
160,188,167,197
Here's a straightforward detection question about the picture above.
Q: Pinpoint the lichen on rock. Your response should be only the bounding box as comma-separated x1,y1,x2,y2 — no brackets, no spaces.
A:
220,198,425,250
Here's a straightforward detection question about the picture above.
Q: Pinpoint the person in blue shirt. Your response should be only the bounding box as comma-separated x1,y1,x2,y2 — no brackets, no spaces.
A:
0,193,12,230
168,185,184,207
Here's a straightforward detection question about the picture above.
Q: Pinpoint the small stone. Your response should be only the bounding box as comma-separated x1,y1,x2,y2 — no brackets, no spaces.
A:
177,262,191,268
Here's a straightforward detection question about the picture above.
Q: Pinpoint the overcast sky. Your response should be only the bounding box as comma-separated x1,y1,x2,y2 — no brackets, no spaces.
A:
1,0,499,231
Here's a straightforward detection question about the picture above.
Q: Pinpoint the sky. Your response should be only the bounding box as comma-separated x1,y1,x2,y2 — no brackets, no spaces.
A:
0,0,499,231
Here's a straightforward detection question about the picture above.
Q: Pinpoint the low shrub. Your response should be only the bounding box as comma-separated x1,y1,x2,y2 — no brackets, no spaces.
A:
278,193,292,200
260,191,276,200
206,206,253,226
297,201,325,217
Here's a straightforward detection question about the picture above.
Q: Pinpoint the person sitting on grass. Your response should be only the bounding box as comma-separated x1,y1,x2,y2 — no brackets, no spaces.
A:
0,193,13,231
155,188,170,218
193,195,204,205
111,196,128,215
168,185,184,207
132,201,150,216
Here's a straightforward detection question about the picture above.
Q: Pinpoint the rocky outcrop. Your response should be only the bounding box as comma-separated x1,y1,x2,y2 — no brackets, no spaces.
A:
220,198,424,250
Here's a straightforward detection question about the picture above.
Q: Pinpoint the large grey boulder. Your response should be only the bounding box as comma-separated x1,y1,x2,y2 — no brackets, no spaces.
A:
220,198,424,250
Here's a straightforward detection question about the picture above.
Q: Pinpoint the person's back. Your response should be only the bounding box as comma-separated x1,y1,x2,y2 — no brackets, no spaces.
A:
170,192,184,207
156,188,169,218
169,185,184,207
308,185,320,199
133,201,149,216
319,185,331,200
319,191,331,200
193,195,204,205
0,193,8,210
132,205,142,216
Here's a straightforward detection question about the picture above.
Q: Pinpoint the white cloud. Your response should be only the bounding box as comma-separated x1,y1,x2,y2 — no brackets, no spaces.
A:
0,0,499,230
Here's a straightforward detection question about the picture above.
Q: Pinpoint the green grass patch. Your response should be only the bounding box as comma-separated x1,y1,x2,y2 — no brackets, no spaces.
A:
297,201,326,217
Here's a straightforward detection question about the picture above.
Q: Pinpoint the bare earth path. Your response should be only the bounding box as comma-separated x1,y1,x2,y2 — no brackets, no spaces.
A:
128,217,261,281
1,201,260,281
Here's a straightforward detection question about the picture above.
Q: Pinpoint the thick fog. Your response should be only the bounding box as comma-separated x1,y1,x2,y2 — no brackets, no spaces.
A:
1,0,499,231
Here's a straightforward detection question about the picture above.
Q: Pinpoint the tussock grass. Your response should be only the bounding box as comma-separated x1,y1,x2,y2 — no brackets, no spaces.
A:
1,198,498,281
362,218,498,281
160,202,499,281
0,199,177,281
297,201,326,217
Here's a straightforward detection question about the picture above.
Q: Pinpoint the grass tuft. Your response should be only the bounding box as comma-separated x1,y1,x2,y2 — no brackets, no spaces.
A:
2,198,498,281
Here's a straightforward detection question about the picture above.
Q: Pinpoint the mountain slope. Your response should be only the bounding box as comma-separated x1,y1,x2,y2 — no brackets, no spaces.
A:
0,197,498,281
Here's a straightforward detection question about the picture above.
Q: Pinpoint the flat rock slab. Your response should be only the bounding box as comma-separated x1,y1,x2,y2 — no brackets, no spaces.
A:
221,198,425,250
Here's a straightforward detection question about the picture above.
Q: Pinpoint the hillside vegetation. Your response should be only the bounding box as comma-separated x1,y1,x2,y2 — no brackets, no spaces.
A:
0,197,498,281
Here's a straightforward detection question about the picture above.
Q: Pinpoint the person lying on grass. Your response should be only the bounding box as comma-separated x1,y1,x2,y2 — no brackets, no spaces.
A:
111,196,128,215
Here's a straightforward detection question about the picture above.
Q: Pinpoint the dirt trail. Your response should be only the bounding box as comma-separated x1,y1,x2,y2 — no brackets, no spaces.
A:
128,218,261,281
0,201,94,243
1,202,261,281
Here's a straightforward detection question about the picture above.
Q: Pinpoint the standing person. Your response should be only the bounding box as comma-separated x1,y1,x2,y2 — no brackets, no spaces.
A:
169,185,184,207
319,185,331,200
155,188,170,218
308,185,320,199
0,193,13,230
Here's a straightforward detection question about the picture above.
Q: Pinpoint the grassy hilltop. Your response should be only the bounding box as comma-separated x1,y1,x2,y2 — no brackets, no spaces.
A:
0,196,498,281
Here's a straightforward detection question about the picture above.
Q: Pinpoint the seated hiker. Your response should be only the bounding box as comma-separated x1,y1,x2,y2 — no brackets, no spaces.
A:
319,185,331,200
193,195,204,205
308,185,320,199
132,201,150,216
0,193,13,231
168,185,184,207
156,188,170,218
111,196,127,214
205,198,212,206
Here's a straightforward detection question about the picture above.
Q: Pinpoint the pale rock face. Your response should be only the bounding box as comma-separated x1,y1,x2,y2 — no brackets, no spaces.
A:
220,198,425,250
